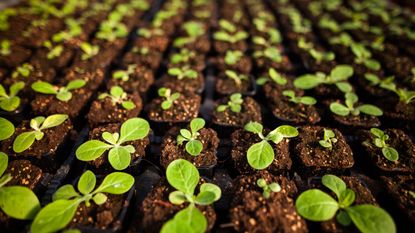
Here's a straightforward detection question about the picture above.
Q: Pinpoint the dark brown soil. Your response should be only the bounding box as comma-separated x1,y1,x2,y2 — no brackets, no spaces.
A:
87,123,150,170
379,98,415,122
215,74,252,95
212,96,262,128
64,68,105,92
107,66,154,94
213,55,252,74
146,93,201,123
135,36,170,53
231,129,292,174
214,41,248,54
155,74,204,94
122,49,162,70
359,129,415,174
167,53,206,72
5,160,43,190
87,92,142,127
0,45,31,68
255,54,294,73
140,180,216,233
160,127,219,169
294,126,354,174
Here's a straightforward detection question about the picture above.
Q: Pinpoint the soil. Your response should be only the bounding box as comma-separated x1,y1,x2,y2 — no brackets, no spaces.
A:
255,54,294,73
64,67,105,92
146,93,201,123
212,55,252,74
214,41,248,54
326,100,381,128
359,129,415,174
212,96,262,128
122,49,163,70
167,53,206,72
140,179,216,233
31,47,73,69
86,123,150,171
160,127,219,169
87,92,142,127
231,129,292,175
175,36,211,53
294,126,354,174
0,45,31,68
155,73,205,94
378,97,415,122
215,74,253,95
135,35,170,53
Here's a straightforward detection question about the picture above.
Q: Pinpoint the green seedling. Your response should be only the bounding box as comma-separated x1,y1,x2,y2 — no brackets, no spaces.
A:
174,21,205,47
364,73,396,91
298,37,335,63
225,70,248,86
168,66,198,80
329,33,354,47
224,50,243,65
158,87,180,110
12,63,33,78
351,43,381,71
112,64,136,81
0,82,25,111
330,92,383,117
217,93,243,113
170,49,195,64
96,18,128,41
256,68,287,86
282,90,317,105
43,41,63,59
256,178,281,198
177,118,205,156
213,19,248,43
31,79,85,102
319,129,337,150
80,42,99,60
137,27,164,38
366,128,399,161
253,45,282,63
0,117,14,141
98,86,135,110
0,39,11,56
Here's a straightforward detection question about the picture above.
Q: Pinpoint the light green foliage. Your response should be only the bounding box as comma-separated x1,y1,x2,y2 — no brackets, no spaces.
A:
98,86,135,110
298,37,335,63
256,68,287,86
80,42,99,60
0,117,14,141
216,93,243,113
0,39,11,56
112,64,137,82
158,87,180,110
213,19,248,43
168,66,198,80
256,178,281,198
31,79,85,102
351,43,381,71
368,128,399,162
282,90,317,105
177,118,205,156
319,128,337,150
12,63,33,78
224,50,243,65
173,21,205,47
329,92,383,117
225,70,248,86
0,82,25,111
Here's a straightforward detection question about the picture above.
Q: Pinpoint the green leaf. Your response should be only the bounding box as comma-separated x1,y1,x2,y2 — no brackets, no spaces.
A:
110,86,124,98
166,159,199,195
56,91,72,102
77,170,96,195
185,140,203,156
295,189,339,221
339,188,356,208
31,199,79,233
0,96,21,111
180,129,192,139
0,186,40,220
200,183,221,202
40,114,68,130
382,147,399,161
0,117,14,141
330,65,354,81
195,191,216,205
294,74,324,89
271,125,299,138
330,103,350,116
300,96,317,105
168,68,182,76
357,104,383,116
108,147,131,170
247,140,274,170
92,193,107,205
322,174,346,200
9,82,25,97
336,210,352,226
94,172,134,194
335,82,353,93
370,128,384,138
118,118,150,143
13,131,36,153
244,121,263,134
161,205,206,233
0,152,7,177
122,101,135,110
190,118,205,133
31,81,58,94
66,79,85,90
161,101,172,110
52,184,80,201
76,140,112,161
345,205,396,233
168,190,187,205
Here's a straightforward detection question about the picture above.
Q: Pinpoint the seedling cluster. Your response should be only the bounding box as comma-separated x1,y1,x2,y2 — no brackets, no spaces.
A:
177,118,205,156
31,79,86,102
98,86,136,110
216,93,243,113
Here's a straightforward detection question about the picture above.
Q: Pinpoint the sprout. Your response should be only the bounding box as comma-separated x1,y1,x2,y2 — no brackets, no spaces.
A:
367,128,399,161
282,90,317,105
173,21,205,47
224,50,243,65
351,43,381,71
158,87,180,110
257,178,281,198
170,49,195,64
329,33,354,47
112,64,136,81
225,70,248,86
319,129,337,150
31,79,86,102
168,66,198,80
330,92,383,117
256,68,287,86
0,39,11,56
216,93,243,113
43,41,63,60
213,19,248,43
0,117,14,141
298,37,335,63
80,42,99,60
12,63,33,78
0,82,25,111
98,86,135,110
177,118,205,156
364,73,396,91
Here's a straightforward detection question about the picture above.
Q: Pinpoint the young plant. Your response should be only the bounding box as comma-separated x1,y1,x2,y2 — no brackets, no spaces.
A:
367,128,399,161
0,152,41,220
31,170,134,233
43,41,63,60
177,118,205,156
225,70,248,86
13,114,69,153
161,159,221,233
282,90,317,105
294,65,354,93
12,63,33,78
213,19,248,43
0,39,11,56
224,50,243,65
173,21,205,47
0,82,25,111
330,92,383,117
217,93,243,113
158,87,180,110
298,37,335,63
80,42,99,60
0,117,14,141
256,68,287,86
390,88,415,105
244,122,298,170
364,73,396,91
31,79,86,102
98,86,135,110
112,64,136,81
256,178,281,198
96,19,128,41
76,118,150,170
168,66,198,80
329,33,354,47
170,49,195,64
296,174,395,233
253,45,282,63
137,27,164,38
351,43,381,71
319,129,337,150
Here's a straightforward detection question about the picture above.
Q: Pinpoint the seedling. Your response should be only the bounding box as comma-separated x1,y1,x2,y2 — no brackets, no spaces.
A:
170,49,195,64
13,114,69,153
31,79,85,102
0,82,25,111
330,92,383,117
213,19,248,43
329,33,354,47
0,117,14,141
177,118,205,156
256,68,287,86
244,122,298,170
390,88,415,105
158,87,180,110
224,50,243,65
98,86,135,110
43,40,63,60
97,19,128,41
76,117,150,170
253,45,282,63
225,70,248,86
318,15,340,33
282,90,317,105
366,128,399,161
0,152,40,220
52,18,82,43
364,73,396,91
80,42,99,60
168,66,198,80
294,65,354,93
161,159,221,233
174,21,205,47
217,93,243,113
0,39,11,56
31,170,134,233
351,43,381,71
319,129,337,150
256,178,281,198
112,64,136,81
12,63,33,78
137,27,164,38
296,174,395,233
298,37,335,63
